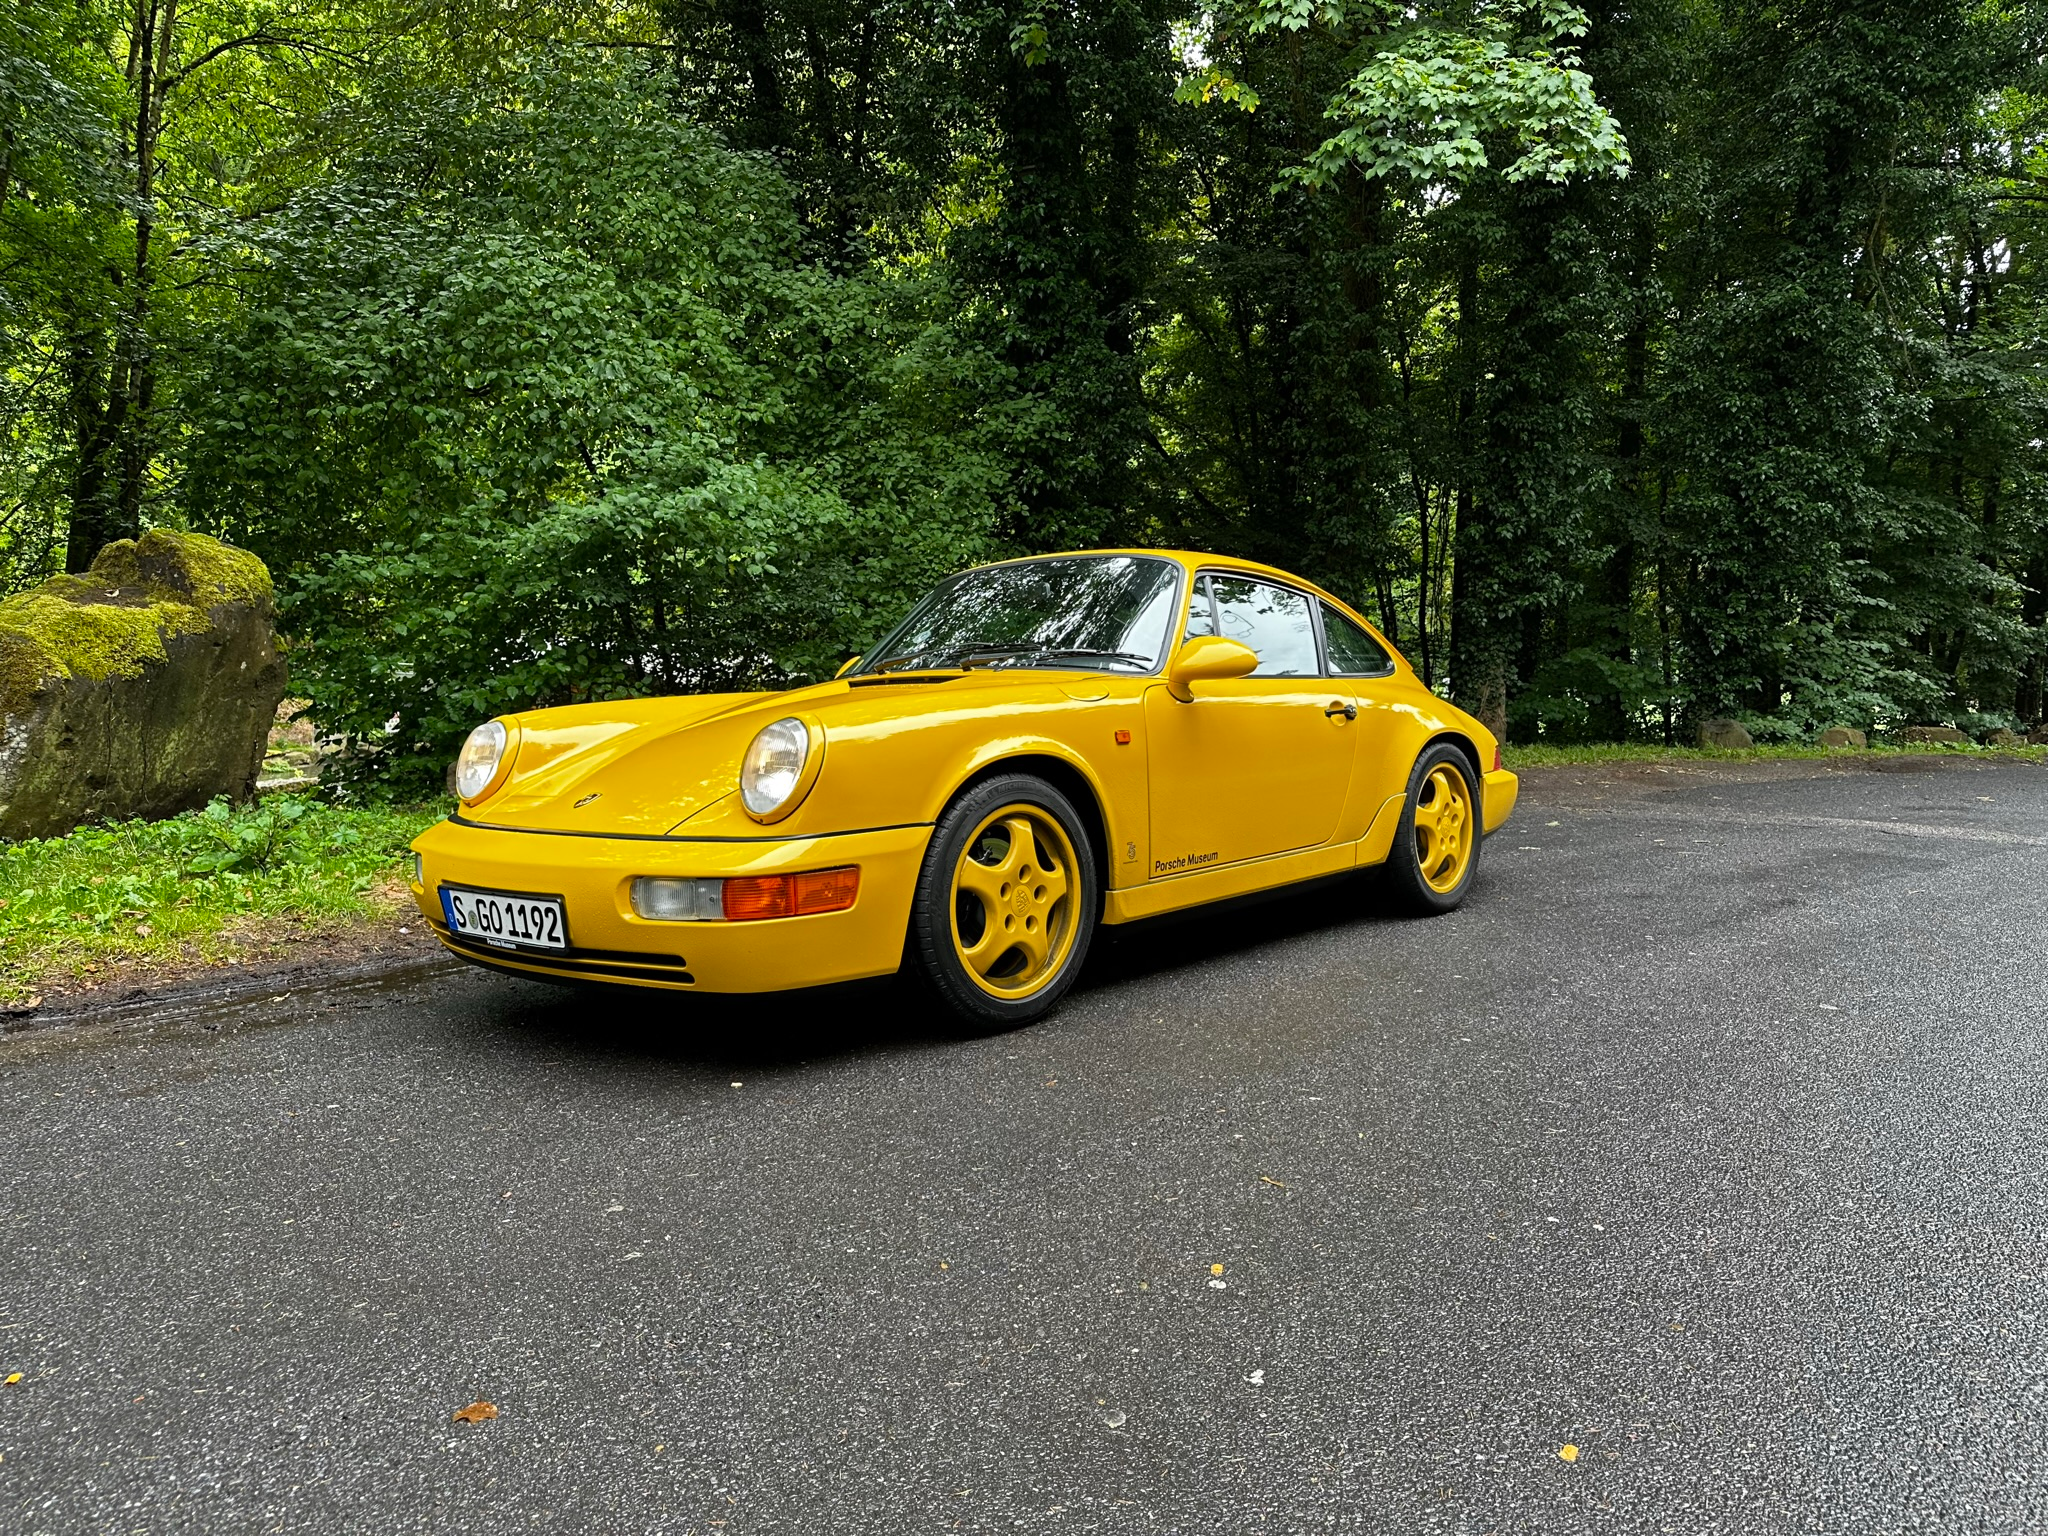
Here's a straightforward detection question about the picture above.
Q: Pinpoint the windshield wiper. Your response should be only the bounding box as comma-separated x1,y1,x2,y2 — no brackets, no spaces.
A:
870,643,1153,674
870,641,1027,674
1012,647,1153,670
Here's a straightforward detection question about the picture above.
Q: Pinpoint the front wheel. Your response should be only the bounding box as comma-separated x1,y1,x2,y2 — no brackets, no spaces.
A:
908,774,1098,1033
1381,743,1482,915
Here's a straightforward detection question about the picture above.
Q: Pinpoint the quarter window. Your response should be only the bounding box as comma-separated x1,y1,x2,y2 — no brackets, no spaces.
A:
1210,576,1319,677
1182,574,1218,640
1320,602,1395,677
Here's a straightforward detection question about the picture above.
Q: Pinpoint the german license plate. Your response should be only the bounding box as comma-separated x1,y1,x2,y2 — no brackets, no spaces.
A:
440,885,568,951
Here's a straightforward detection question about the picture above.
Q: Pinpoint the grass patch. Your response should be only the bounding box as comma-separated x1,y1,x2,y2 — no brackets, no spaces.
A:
0,795,445,1005
1506,741,2048,768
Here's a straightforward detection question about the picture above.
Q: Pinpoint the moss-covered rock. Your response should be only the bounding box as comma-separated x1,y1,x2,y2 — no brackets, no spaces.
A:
0,531,288,840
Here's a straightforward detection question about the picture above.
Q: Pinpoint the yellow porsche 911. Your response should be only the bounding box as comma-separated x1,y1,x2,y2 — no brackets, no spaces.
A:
407,550,1518,1028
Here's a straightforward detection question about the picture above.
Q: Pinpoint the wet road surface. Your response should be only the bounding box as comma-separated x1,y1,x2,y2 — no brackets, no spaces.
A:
3,756,2046,1534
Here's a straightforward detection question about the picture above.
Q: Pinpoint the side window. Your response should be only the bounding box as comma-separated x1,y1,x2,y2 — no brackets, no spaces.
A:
1321,602,1394,677
1182,574,1217,640
1210,576,1319,677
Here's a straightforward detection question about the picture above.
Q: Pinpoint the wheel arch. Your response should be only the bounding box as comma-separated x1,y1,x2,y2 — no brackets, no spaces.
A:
1420,730,1486,820
953,751,1112,898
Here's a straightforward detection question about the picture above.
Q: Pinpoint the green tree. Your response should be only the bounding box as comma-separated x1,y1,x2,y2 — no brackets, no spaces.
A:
0,0,124,589
1163,0,1629,728
185,54,1017,790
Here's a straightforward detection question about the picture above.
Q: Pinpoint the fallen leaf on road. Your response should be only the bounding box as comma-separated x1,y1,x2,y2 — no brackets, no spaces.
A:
1558,1444,1579,1463
451,1401,498,1424
1210,1263,1224,1276
4,1373,21,1386
1259,1176,1288,1190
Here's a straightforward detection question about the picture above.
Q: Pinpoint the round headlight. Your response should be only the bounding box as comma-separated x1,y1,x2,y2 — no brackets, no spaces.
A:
455,719,508,802
740,717,811,817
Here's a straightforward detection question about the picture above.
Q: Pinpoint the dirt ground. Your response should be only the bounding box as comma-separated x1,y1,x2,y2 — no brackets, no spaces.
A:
3,906,447,1031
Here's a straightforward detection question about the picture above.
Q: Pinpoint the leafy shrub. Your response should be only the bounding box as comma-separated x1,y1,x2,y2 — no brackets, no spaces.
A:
185,54,1020,793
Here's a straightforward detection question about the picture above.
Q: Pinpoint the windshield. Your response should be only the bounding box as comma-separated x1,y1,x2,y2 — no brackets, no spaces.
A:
857,555,1182,676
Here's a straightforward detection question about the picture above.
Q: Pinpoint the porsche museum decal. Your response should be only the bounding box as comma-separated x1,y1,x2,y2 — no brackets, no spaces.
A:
1153,849,1220,876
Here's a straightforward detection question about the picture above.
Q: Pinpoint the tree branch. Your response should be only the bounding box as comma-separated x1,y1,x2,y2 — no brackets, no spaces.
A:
164,28,352,88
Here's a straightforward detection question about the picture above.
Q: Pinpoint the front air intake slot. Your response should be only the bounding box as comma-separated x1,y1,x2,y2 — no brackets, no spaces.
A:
438,928,695,985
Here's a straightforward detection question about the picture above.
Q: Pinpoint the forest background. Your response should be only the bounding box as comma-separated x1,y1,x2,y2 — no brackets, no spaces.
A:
4,0,2046,795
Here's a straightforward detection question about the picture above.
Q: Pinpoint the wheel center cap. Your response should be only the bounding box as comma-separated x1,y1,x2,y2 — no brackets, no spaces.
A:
1012,887,1032,914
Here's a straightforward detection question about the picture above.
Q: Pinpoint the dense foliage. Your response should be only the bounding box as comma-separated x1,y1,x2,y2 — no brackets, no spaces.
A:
184,58,1014,786
5,0,2047,773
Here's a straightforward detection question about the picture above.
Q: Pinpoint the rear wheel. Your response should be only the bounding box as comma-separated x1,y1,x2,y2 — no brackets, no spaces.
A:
1382,743,1481,914
909,774,1098,1032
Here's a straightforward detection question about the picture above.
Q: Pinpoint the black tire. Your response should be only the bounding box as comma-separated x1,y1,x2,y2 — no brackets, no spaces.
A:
909,773,1099,1033
1381,741,1483,915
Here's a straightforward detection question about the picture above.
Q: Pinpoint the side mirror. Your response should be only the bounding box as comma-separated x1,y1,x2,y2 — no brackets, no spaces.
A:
834,655,863,678
1165,636,1258,701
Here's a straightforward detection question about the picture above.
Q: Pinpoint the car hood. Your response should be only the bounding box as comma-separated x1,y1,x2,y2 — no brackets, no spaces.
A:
458,673,1022,837
459,691,780,837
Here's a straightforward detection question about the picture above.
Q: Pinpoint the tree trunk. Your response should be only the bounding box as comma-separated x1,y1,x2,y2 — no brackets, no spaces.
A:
1448,251,1506,734
2018,549,2046,727
64,327,121,572
71,0,177,566
726,0,791,155
1594,306,1649,740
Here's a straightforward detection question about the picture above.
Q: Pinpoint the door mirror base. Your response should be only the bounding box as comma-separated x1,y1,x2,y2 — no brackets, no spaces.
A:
1165,636,1259,701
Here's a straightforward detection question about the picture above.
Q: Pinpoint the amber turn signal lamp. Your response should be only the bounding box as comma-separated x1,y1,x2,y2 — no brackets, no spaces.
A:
721,867,861,922
1492,744,1503,772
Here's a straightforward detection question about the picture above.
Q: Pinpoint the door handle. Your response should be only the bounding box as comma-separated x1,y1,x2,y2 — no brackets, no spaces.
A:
1324,701,1357,721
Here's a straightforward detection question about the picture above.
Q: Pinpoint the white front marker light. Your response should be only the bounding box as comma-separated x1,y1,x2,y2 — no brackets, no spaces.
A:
740,717,811,818
632,876,726,922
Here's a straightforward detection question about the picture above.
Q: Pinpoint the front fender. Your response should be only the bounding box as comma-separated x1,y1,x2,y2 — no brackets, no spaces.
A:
672,683,1147,879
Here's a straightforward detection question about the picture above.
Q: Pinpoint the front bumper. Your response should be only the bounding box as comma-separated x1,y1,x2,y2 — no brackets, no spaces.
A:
1482,767,1519,835
408,818,932,993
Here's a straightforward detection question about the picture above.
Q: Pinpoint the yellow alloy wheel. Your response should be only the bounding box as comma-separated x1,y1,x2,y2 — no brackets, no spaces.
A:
950,804,1082,1001
1412,760,1475,893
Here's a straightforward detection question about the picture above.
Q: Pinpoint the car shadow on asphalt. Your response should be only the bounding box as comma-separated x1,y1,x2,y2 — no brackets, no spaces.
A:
1079,869,1402,992
471,971,953,1074
470,870,1407,1075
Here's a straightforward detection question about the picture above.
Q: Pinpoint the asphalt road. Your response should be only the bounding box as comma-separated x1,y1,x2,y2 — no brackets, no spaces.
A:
5,756,2047,1535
